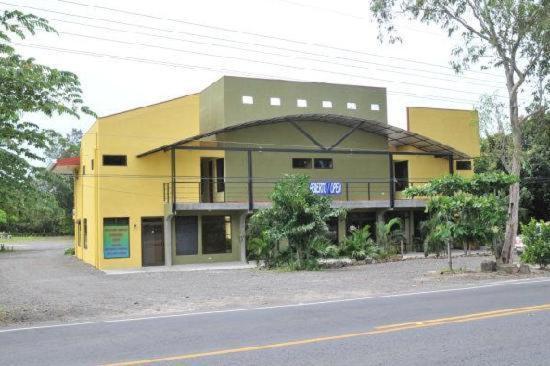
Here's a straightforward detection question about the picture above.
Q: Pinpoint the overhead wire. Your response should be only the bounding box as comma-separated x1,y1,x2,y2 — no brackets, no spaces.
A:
10,0,504,82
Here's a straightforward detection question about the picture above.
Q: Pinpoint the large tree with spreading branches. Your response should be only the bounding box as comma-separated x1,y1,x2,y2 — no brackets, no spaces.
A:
370,0,549,263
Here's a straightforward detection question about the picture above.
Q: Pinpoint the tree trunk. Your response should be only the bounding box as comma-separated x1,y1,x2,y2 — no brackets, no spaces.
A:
447,240,453,272
501,80,522,264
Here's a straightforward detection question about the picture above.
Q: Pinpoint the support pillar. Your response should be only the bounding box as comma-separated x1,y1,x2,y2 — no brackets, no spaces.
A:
337,215,346,244
448,155,454,174
409,210,415,252
164,214,173,266
247,150,254,212
238,212,248,263
388,153,395,208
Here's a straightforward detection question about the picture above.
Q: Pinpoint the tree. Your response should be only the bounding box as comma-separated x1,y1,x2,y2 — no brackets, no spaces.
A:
370,0,549,263
1,9,91,234
1,10,92,189
247,174,344,269
475,104,550,222
405,173,515,268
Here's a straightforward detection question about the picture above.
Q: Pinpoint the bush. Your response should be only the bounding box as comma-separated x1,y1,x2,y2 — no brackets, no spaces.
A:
247,174,345,270
520,219,550,268
64,247,75,256
340,225,375,260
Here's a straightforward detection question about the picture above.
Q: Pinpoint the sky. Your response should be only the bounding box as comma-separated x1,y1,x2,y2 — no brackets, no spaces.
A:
4,0,508,137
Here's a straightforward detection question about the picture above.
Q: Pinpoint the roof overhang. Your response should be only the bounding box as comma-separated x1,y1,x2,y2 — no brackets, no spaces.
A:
48,157,80,174
137,114,470,159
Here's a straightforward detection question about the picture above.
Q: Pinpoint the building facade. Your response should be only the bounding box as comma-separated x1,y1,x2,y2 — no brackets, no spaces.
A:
52,76,480,270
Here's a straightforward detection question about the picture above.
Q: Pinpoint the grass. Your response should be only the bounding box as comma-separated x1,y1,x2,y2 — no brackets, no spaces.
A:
1,235,71,244
0,244,14,253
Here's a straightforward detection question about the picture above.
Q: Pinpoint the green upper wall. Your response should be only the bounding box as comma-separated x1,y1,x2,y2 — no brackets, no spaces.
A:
199,76,387,133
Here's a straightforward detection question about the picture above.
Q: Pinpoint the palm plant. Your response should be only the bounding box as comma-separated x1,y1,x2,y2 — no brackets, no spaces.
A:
375,217,405,254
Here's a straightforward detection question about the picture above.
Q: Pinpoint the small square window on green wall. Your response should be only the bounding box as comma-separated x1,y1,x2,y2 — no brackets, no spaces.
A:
292,158,312,169
314,158,333,169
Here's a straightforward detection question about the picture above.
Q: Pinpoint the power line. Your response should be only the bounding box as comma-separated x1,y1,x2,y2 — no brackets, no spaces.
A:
56,30,502,98
40,0,505,79
15,43,483,105
5,1,504,88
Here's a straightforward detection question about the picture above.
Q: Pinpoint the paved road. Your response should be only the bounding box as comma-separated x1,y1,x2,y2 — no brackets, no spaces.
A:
2,278,550,366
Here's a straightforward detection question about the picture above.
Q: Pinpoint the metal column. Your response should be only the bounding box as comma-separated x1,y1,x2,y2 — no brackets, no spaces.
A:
388,152,395,208
247,150,253,211
171,148,176,213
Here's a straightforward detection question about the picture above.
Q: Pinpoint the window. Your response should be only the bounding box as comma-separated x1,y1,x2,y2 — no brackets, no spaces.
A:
216,158,225,192
175,216,198,255
394,161,409,191
370,104,380,111
77,221,81,247
292,158,312,169
314,158,333,169
456,160,472,170
322,100,333,108
346,102,357,110
297,99,307,108
83,218,88,249
242,95,253,104
103,217,130,259
103,155,127,166
82,165,86,176
202,216,232,254
91,159,94,171
270,97,281,106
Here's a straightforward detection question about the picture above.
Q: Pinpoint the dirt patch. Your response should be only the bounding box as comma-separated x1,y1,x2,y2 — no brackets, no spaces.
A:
1,237,548,328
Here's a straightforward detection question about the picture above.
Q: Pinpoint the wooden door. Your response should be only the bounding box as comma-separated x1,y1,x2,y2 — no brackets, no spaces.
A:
141,218,164,266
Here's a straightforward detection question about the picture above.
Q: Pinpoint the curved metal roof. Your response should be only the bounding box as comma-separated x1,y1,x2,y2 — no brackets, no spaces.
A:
137,114,470,159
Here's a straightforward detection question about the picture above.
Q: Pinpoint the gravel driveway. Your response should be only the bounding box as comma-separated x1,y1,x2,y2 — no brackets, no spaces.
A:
0,237,547,327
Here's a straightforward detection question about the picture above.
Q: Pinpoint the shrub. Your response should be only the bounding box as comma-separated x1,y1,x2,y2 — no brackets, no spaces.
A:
375,217,404,253
520,219,550,268
340,225,375,260
247,174,345,270
64,247,75,256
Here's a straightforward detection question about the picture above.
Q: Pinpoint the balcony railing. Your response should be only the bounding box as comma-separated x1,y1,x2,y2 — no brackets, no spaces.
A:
162,177,428,209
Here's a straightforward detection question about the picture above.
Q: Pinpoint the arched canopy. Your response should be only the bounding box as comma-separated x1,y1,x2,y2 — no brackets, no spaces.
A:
137,114,470,159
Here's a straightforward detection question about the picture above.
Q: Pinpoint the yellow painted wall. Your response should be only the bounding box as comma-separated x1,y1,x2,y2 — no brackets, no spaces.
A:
407,107,480,177
73,95,229,270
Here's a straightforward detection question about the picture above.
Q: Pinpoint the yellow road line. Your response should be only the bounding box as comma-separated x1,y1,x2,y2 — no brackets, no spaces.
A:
103,303,550,366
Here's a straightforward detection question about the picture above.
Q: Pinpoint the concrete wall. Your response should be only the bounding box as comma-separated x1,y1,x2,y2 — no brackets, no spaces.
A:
407,107,479,177
200,76,388,133
219,121,391,201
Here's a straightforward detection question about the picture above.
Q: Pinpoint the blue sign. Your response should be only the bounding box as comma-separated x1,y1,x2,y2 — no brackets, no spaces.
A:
309,181,342,195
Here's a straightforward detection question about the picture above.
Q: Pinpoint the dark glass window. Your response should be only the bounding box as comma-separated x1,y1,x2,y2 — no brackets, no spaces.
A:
292,158,312,169
456,160,472,170
202,216,232,254
216,158,225,192
314,158,333,169
103,155,127,166
91,159,94,171
175,216,198,255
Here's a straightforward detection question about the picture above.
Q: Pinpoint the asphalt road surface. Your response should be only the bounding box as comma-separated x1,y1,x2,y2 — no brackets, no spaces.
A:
2,277,550,366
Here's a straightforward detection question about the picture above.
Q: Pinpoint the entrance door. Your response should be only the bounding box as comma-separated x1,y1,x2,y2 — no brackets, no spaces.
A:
200,158,215,203
394,161,409,191
141,218,164,266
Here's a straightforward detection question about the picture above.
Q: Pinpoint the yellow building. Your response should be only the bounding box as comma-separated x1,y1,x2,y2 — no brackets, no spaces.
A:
51,76,480,270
